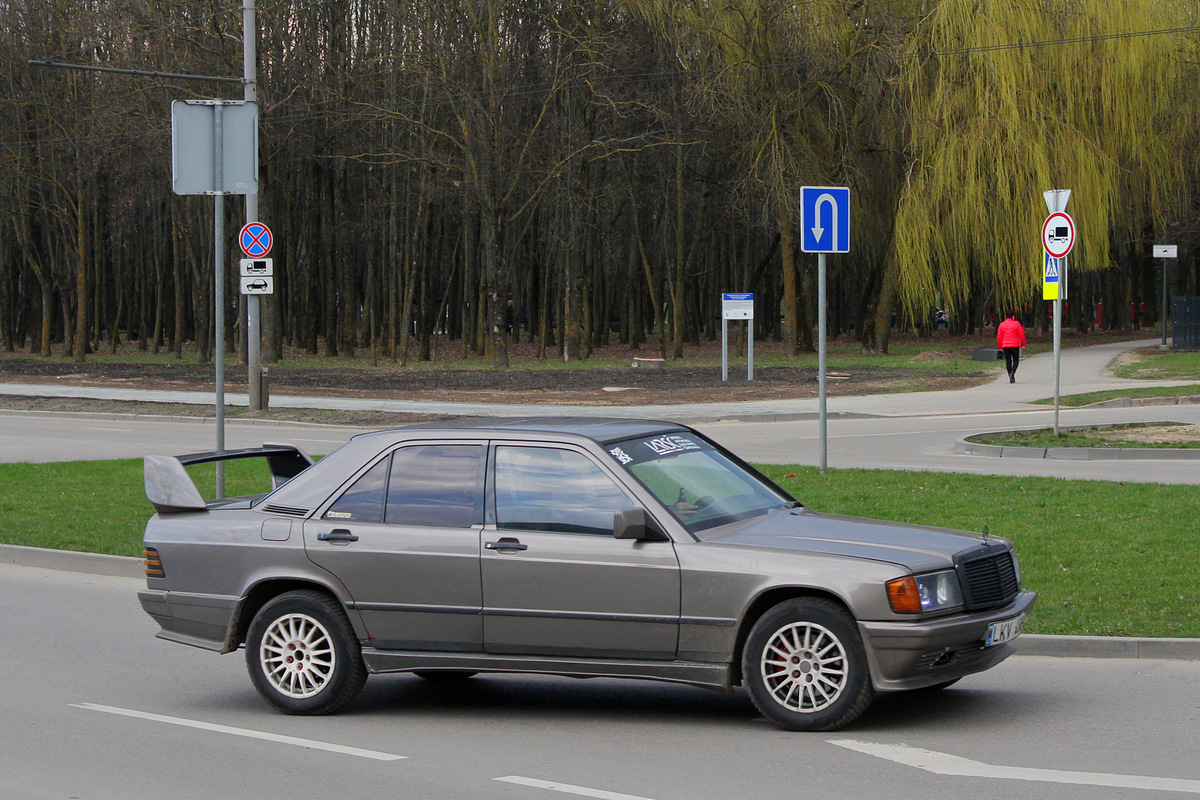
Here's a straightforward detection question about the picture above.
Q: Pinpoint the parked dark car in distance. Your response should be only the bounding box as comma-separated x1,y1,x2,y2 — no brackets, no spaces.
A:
139,418,1034,731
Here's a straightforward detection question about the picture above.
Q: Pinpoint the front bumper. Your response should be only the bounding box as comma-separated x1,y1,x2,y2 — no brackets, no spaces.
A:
858,590,1037,691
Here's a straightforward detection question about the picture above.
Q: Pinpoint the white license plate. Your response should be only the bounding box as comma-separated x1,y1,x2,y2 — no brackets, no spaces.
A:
986,613,1025,647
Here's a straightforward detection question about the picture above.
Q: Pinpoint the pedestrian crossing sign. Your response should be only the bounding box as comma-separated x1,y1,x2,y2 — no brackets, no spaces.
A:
1043,253,1059,300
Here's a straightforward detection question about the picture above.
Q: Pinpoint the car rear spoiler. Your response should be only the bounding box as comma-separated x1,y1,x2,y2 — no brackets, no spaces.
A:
144,444,315,514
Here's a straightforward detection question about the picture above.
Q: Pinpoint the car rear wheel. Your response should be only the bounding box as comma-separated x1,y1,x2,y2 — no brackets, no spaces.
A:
742,598,874,731
246,590,367,715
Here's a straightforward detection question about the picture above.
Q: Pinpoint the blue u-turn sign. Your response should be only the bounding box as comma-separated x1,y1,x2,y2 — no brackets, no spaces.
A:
800,186,851,254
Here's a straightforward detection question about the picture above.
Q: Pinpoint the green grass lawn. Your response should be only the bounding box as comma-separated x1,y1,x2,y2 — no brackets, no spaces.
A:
759,467,1198,639
1109,349,1200,380
2,459,1195,639
1035,384,1200,407
967,423,1200,449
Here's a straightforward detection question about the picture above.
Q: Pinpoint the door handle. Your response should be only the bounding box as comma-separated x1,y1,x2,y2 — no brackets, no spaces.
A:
485,538,528,552
317,529,359,543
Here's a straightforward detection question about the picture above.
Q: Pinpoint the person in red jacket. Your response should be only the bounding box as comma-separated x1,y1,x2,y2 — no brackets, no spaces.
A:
997,311,1027,383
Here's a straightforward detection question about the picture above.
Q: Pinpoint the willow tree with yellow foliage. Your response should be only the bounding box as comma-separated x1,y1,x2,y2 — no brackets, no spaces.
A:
889,0,1195,335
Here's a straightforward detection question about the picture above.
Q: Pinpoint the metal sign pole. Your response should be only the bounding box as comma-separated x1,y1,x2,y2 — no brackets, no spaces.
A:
213,104,226,497
721,319,728,382
1042,191,1072,437
747,318,754,380
799,186,848,475
244,0,262,411
1053,293,1061,435
1162,258,1169,347
818,252,828,474
1052,253,1069,435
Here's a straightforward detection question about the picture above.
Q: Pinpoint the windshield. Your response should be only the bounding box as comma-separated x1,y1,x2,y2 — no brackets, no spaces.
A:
606,432,793,534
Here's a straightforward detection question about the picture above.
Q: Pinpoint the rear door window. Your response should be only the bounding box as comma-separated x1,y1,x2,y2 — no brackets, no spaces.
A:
385,444,484,528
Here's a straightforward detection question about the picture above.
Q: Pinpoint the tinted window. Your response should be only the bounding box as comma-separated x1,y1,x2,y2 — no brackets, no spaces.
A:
609,433,788,534
386,444,483,528
495,446,634,535
324,457,388,522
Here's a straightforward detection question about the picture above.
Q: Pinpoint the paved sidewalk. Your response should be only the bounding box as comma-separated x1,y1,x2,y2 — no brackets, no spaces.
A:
0,338,1191,422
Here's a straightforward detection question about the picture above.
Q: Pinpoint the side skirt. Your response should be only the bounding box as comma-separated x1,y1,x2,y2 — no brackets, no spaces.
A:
360,649,734,693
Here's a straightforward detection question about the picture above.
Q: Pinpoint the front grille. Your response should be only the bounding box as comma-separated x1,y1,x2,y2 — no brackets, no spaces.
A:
958,547,1020,611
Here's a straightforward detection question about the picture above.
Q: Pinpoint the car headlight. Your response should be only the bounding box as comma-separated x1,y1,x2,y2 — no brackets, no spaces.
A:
886,570,964,614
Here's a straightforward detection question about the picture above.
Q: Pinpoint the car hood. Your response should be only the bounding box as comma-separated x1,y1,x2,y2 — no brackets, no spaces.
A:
702,507,991,573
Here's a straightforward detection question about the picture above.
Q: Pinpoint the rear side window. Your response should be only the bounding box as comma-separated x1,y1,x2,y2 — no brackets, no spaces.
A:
386,444,484,528
324,457,388,523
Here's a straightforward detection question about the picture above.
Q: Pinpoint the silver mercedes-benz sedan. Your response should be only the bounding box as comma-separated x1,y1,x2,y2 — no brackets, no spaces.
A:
138,418,1034,731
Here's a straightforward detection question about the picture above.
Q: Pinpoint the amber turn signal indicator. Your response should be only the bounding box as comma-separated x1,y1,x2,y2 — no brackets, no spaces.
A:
143,548,165,578
886,576,922,613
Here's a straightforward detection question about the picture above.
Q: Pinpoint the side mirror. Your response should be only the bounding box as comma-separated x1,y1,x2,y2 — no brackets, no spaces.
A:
614,508,666,541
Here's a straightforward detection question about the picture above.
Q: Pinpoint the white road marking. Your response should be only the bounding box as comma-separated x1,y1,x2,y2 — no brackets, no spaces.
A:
84,427,132,432
829,739,1200,794
72,703,405,761
495,775,657,800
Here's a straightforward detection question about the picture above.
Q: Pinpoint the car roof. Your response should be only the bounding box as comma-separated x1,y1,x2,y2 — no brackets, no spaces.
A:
356,417,688,446
259,418,693,514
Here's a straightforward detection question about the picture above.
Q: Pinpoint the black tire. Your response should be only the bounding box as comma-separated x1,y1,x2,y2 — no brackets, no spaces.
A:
414,670,478,682
245,590,367,715
741,597,874,731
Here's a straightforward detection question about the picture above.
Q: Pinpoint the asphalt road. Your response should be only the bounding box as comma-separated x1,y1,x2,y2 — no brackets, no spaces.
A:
701,403,1200,484
2,337,1197,484
0,412,365,463
3,403,1197,485
3,339,1197,797
4,562,1198,800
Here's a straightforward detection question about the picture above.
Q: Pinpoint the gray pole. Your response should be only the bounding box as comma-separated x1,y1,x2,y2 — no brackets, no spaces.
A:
1042,190,1071,437
1052,255,1065,436
213,104,226,497
244,0,262,410
747,318,754,380
1162,258,1169,347
721,319,728,382
1053,296,1061,435
818,252,828,474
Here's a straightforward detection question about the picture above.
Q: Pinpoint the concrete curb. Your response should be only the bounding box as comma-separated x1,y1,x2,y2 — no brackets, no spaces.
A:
3,544,1196,662
0,543,143,579
954,422,1200,460
1014,634,1200,661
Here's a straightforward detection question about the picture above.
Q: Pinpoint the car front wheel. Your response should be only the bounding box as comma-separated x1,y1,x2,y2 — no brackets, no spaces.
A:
245,590,367,715
741,598,874,731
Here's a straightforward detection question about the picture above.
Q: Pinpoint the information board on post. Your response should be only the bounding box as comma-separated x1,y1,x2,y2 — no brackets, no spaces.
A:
721,293,754,382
